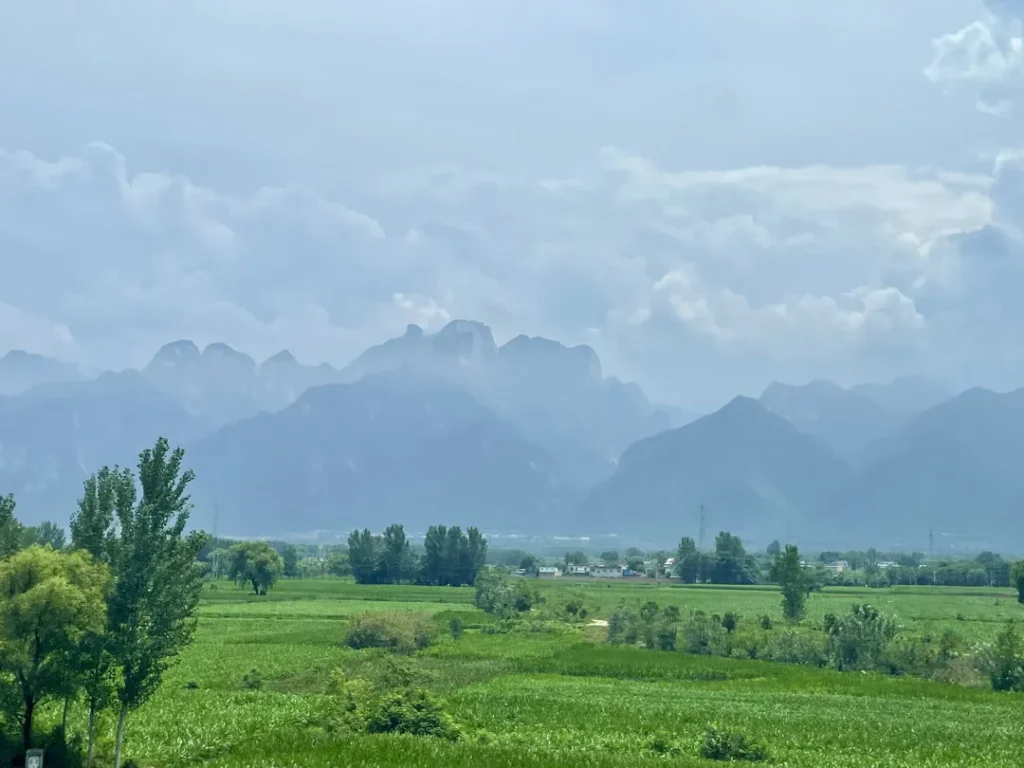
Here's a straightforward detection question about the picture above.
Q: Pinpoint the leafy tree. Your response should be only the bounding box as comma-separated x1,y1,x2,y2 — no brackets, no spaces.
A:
328,550,352,577
106,438,207,768
1012,561,1024,604
625,546,645,558
0,547,109,750
420,525,487,586
626,556,646,573
380,524,415,583
713,532,749,584
675,537,701,583
564,550,588,569
600,551,620,565
519,554,538,574
281,544,299,577
770,544,811,622
348,529,380,584
0,493,24,558
228,541,284,595
766,540,781,557
20,521,67,550
71,465,134,767
976,620,1024,692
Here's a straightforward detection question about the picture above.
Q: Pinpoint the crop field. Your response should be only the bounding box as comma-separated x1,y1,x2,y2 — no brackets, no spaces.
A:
54,578,1023,767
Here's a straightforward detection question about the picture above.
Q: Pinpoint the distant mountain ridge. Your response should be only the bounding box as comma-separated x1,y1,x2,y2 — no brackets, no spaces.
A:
4,327,1024,549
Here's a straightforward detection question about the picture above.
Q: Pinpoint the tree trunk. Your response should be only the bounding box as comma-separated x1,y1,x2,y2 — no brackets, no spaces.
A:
62,695,71,734
86,702,97,768
22,693,35,752
113,703,129,768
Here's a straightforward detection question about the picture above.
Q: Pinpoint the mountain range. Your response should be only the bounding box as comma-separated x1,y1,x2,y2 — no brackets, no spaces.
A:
1,323,1022,550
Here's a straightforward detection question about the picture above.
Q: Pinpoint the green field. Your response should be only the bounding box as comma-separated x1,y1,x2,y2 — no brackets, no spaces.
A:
64,578,1024,767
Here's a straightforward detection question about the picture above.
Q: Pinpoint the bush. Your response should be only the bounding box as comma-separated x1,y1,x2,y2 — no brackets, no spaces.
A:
722,612,739,633
648,731,682,756
608,607,639,645
344,612,437,654
240,669,263,690
700,726,769,762
975,620,1024,692
760,631,827,667
759,614,773,630
365,688,461,741
825,604,898,672
449,615,465,641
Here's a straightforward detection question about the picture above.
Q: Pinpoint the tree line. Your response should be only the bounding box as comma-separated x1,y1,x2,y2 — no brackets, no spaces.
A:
349,523,487,586
0,438,206,768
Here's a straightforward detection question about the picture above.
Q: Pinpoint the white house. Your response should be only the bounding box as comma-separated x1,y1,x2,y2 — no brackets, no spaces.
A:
538,566,562,578
567,564,591,576
590,564,624,579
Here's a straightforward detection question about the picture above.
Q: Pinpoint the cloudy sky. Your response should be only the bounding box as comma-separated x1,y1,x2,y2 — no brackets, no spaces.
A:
1,0,1022,408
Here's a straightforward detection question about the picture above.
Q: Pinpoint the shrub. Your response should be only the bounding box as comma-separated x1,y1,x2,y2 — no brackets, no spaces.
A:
648,732,682,756
240,669,263,690
608,607,639,645
825,604,898,672
365,688,461,741
700,726,769,762
344,612,437,654
449,615,465,641
975,620,1024,692
722,612,739,633
680,613,728,655
761,631,827,667
759,614,773,630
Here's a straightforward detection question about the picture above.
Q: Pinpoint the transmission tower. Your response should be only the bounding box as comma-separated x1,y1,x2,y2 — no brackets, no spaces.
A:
698,503,706,550
929,528,934,559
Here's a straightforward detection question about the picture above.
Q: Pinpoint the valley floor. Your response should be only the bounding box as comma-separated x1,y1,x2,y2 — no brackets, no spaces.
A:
47,579,1024,767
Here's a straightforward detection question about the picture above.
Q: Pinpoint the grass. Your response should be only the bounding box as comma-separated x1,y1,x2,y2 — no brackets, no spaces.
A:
44,578,1024,767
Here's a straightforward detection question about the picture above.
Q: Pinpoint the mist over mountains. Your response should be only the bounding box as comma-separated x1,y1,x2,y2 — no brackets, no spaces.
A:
1,320,1021,551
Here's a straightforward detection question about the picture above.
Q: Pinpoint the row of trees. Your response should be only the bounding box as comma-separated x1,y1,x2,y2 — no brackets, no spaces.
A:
349,524,487,587
0,438,206,767
674,532,759,585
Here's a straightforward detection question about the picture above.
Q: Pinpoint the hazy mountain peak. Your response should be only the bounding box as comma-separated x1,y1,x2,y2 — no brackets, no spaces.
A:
432,319,496,362
202,342,256,371
499,334,603,381
148,340,201,368
404,324,424,339
261,350,299,369
0,350,83,396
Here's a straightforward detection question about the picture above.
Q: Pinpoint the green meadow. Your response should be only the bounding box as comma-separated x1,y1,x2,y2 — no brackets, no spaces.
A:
59,578,1024,767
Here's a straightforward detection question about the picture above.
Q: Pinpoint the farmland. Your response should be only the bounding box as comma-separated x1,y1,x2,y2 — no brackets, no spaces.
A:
63,578,1024,767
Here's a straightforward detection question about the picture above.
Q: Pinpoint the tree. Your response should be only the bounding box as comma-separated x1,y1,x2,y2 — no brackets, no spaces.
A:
1013,561,1024,604
519,554,538,574
675,537,701,583
770,544,811,622
0,547,109,751
766,540,781,557
600,551,619,565
380,524,415,584
71,465,134,767
0,493,24,558
281,544,299,577
564,550,588,569
20,521,67,551
349,529,380,584
327,550,351,577
713,532,748,584
105,438,207,768
625,546,645,558
228,541,284,595
420,525,487,586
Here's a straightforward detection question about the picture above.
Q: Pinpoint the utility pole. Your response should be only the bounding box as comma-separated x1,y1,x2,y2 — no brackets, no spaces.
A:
929,528,934,559
698,503,706,551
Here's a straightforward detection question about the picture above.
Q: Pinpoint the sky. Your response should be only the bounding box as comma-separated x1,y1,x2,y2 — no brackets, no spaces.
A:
1,0,1022,409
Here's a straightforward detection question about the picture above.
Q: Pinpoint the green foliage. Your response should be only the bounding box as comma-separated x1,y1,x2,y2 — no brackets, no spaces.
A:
771,544,810,621
766,540,781,557
675,537,700,583
449,615,465,641
227,541,284,595
365,688,461,741
759,614,773,630
563,550,588,569
103,437,208,768
1012,561,1024,604
0,546,110,749
600,551,619,565
240,669,263,690
519,554,538,574
420,525,487,587
344,612,437,654
700,726,769,762
0,493,23,559
473,572,541,619
20,521,67,550
281,545,299,578
824,604,898,672
975,620,1024,692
